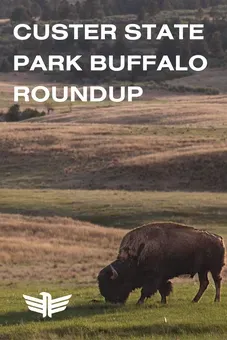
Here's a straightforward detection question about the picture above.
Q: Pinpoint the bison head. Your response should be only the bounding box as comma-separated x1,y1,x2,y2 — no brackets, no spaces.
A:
98,255,139,304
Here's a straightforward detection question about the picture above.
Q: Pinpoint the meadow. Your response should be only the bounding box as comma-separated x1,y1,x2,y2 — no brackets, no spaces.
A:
2,284,227,340
0,76,227,339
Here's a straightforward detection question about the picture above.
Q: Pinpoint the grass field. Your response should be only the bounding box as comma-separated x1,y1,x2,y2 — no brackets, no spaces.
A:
166,68,227,93
0,213,124,284
1,284,227,340
0,84,227,338
0,190,227,285
0,190,227,229
1,95,227,192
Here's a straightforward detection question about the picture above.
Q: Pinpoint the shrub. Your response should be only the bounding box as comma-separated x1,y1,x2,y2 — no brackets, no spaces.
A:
11,6,31,23
0,58,12,72
161,83,220,95
20,108,45,121
4,105,46,122
5,104,20,122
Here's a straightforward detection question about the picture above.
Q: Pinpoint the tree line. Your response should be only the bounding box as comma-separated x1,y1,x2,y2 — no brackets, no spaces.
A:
0,0,226,83
1,19,225,80
2,0,227,22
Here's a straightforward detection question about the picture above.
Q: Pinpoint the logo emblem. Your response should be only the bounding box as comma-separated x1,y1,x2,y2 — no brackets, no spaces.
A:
23,292,72,318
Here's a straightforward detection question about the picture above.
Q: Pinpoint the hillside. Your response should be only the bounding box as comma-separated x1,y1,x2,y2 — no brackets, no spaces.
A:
0,213,125,284
1,95,227,192
166,68,227,93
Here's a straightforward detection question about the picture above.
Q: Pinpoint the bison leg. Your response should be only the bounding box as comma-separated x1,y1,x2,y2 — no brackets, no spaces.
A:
211,271,222,302
192,271,209,303
160,293,166,304
137,278,160,305
159,281,173,304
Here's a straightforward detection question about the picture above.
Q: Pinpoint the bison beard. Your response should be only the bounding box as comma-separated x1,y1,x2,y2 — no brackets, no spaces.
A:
97,222,225,305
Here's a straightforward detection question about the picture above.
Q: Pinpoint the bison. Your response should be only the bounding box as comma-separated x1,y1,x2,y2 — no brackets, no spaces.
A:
98,222,225,304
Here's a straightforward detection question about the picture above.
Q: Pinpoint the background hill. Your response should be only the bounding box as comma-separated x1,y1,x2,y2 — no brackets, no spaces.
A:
1,94,227,192
0,213,124,283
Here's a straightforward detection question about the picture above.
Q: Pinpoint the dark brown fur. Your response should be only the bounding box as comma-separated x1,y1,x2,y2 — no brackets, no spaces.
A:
98,222,225,304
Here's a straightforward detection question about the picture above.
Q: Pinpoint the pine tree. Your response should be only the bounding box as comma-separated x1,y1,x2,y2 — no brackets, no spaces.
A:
210,6,219,22
113,30,128,56
196,7,204,20
5,105,20,122
157,38,180,67
160,0,172,10
222,27,227,51
68,4,78,19
148,0,159,15
83,0,104,19
30,1,42,18
209,31,224,57
180,39,192,66
11,6,31,22
75,1,81,18
210,0,220,5
195,0,201,8
137,6,146,22
191,39,209,57
49,0,61,19
0,58,12,72
14,0,31,8
101,0,113,16
58,0,70,19
34,0,51,20
201,0,209,8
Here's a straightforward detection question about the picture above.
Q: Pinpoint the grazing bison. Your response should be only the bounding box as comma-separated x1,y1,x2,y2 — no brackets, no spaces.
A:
98,222,225,304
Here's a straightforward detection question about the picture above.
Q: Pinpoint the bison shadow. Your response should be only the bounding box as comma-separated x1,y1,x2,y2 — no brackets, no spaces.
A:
0,302,124,326
1,304,227,338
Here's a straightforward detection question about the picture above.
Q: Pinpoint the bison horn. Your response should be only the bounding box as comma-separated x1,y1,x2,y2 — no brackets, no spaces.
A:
110,265,118,280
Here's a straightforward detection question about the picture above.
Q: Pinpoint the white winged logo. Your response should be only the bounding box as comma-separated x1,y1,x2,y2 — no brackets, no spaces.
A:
23,292,72,318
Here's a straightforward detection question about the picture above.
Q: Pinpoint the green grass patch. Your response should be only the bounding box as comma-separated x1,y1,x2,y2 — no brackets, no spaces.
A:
1,284,227,339
0,189,226,232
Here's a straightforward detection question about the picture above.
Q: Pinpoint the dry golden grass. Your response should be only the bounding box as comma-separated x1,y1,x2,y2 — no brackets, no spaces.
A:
18,94,227,129
0,213,125,284
0,70,227,115
1,213,227,284
0,95,227,191
25,94,227,126
0,19,10,25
